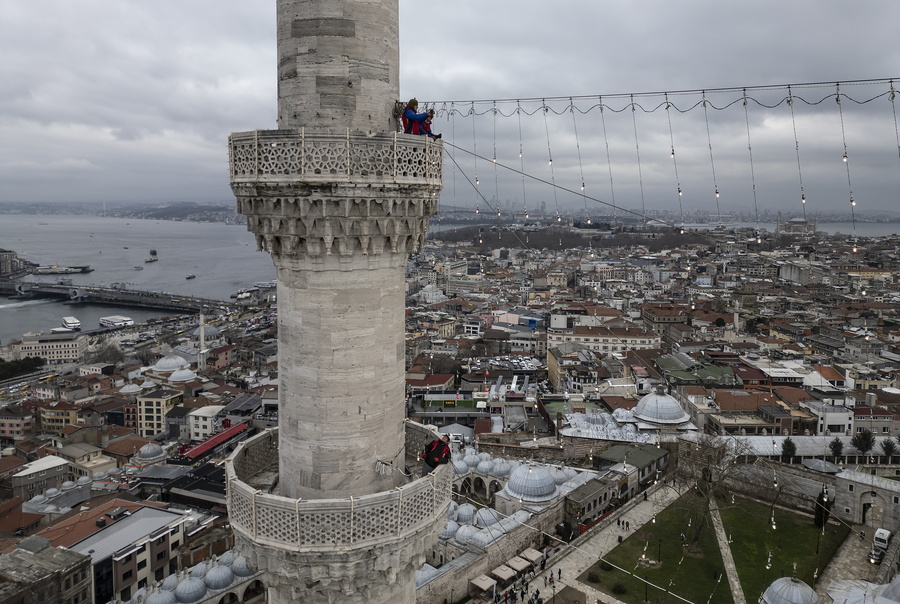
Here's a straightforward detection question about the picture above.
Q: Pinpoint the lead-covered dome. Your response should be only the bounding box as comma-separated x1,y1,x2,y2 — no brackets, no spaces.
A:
505,464,557,502
760,577,820,604
204,563,234,590
173,576,207,603
154,353,189,373
633,386,690,425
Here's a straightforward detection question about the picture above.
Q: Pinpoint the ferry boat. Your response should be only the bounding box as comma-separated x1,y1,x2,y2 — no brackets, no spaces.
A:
99,315,134,328
185,274,196,280
61,316,81,330
144,249,158,263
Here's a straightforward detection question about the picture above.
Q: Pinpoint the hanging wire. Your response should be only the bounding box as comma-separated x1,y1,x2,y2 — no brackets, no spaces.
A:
492,102,500,218
599,96,619,227
542,99,561,222
787,87,809,226
702,91,722,225
517,101,529,220
630,95,648,223
742,89,762,242
471,102,479,215
569,97,590,224
665,93,685,232
450,102,457,211
892,80,900,165
836,83,858,248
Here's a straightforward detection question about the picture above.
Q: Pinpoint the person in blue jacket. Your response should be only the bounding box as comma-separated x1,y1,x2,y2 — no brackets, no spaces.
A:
402,98,432,135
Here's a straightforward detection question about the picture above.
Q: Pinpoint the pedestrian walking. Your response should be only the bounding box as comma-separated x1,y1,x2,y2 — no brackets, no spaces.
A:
617,517,621,527
543,575,547,587
626,520,630,530
557,568,561,580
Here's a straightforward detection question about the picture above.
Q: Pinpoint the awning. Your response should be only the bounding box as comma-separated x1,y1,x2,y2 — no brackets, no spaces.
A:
521,547,544,564
470,575,496,593
491,565,516,582
507,556,530,572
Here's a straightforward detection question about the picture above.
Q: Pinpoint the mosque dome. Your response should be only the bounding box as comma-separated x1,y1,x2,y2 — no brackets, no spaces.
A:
491,459,513,478
189,562,207,579
93,471,108,480
129,587,147,604
145,589,177,604
470,528,501,548
45,488,61,498
474,507,501,527
169,368,197,383
217,550,236,566
415,563,440,587
120,383,142,394
881,574,900,600
161,573,179,591
477,452,492,462
463,451,480,468
452,459,470,475
231,556,254,577
138,442,165,458
440,519,460,540
759,577,820,604
476,460,494,475
550,467,570,485
141,380,157,389
505,464,557,502
154,354,189,373
77,475,92,485
30,494,48,504
204,564,234,590
173,576,207,603
61,481,76,490
633,386,691,425
455,524,479,545
456,503,476,524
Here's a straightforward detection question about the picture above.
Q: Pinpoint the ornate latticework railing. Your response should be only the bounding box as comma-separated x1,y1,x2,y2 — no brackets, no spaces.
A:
229,130,443,186
226,429,452,552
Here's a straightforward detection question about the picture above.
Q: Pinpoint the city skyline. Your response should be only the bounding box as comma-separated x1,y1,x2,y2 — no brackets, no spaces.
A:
1,1,898,216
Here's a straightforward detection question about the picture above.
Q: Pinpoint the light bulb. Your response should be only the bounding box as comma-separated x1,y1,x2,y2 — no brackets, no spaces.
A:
843,154,848,162
475,207,479,214
548,159,552,166
587,218,591,224
678,187,682,196
581,183,585,191
671,148,675,158
475,178,479,186
715,189,720,198
851,198,856,206
801,193,806,204
525,212,529,219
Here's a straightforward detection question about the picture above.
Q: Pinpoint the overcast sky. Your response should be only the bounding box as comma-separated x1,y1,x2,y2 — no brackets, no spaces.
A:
1,1,898,219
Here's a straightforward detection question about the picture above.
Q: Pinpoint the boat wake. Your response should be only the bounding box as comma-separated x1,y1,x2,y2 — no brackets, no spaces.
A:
0,298,56,311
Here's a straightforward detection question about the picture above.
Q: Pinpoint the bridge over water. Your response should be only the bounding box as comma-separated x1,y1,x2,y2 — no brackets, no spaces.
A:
0,280,240,313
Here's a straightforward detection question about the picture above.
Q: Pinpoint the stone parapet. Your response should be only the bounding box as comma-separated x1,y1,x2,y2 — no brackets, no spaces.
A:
226,428,452,551
230,130,441,262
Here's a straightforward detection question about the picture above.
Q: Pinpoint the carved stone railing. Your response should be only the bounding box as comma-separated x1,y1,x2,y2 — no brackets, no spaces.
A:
228,130,443,187
225,428,452,552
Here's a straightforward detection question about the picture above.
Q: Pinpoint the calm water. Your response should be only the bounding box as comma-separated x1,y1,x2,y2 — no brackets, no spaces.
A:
1,214,897,344
1,214,275,344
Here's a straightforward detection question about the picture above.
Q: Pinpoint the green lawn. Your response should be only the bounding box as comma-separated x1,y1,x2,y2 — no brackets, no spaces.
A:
717,496,849,601
580,493,733,604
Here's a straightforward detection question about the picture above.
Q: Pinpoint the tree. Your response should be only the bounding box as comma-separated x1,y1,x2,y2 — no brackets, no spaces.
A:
781,437,796,463
851,428,876,457
828,437,843,463
880,437,897,463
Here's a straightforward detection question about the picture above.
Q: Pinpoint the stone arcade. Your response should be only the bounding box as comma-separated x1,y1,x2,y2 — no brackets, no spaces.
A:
224,1,449,603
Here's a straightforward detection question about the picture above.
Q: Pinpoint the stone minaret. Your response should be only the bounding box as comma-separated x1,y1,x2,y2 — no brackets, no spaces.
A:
224,1,448,603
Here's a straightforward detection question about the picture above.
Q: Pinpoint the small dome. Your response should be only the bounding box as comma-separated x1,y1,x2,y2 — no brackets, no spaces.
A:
45,488,61,497
491,459,513,478
139,442,165,457
30,494,48,504
173,576,207,603
446,500,458,519
145,589,177,604
760,577,819,604
551,467,569,485
129,587,147,604
476,459,494,475
61,480,76,490
140,379,157,389
217,550,236,566
169,368,197,383
452,459,470,475
633,387,691,425
193,324,220,338
505,464,557,502
470,528,501,548
455,524,479,545
463,452,480,468
77,476,92,485
456,503,476,524
474,507,501,527
477,452,492,462
161,573,179,591
120,383,142,394
415,563,440,588
204,564,234,590
440,519,460,540
189,562,207,579
154,353,189,373
231,556,254,577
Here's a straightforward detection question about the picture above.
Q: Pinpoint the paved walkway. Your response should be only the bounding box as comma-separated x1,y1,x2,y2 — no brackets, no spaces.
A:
708,498,746,604
513,483,683,604
815,523,878,603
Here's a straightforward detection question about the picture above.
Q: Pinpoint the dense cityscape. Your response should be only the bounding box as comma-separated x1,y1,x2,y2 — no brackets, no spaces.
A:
0,213,898,603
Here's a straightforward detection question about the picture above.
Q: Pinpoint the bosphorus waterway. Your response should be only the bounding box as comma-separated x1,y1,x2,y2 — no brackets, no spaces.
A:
2,213,898,345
